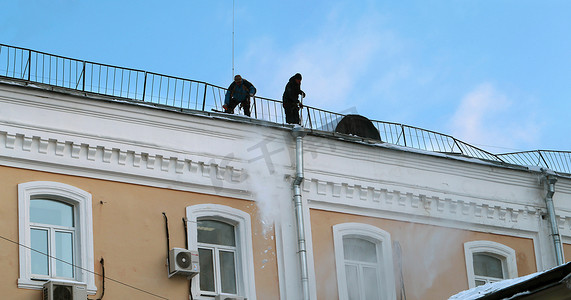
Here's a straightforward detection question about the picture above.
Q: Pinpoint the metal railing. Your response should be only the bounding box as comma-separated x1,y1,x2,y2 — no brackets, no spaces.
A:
300,104,502,162
1,43,569,175
498,151,571,175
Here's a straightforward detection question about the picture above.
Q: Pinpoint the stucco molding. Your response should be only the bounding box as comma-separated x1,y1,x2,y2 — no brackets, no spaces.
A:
300,177,571,236
0,130,251,199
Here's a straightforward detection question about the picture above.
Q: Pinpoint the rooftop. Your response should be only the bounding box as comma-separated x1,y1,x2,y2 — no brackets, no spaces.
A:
1,43,570,176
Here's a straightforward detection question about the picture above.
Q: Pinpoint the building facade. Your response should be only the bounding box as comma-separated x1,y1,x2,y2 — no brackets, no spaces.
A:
1,45,571,300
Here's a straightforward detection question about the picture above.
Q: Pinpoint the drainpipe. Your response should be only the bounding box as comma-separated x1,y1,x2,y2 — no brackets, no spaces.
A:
542,171,564,265
292,126,310,300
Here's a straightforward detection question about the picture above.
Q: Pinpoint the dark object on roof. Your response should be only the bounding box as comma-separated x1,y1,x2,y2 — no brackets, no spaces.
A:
335,114,381,141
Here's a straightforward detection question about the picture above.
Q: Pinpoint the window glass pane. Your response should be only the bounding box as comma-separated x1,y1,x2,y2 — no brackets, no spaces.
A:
343,237,378,263
220,251,237,294
363,266,381,300
473,253,503,278
197,220,236,246
55,231,74,278
31,228,49,276
345,264,360,300
30,199,74,227
198,248,215,292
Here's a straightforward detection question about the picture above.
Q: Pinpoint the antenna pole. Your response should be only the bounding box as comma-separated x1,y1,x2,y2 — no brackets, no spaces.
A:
232,0,235,77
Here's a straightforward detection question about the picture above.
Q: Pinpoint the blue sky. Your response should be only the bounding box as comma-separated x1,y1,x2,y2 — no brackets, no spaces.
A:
2,0,570,153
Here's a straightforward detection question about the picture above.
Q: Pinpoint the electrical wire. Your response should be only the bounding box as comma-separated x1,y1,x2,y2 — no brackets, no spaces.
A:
163,212,171,275
0,234,169,300
93,258,105,300
183,217,188,250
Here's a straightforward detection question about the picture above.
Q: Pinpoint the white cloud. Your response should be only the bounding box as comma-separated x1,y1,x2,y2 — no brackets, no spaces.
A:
450,83,541,152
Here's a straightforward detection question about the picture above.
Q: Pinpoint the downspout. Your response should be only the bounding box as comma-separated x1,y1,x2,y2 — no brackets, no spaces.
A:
542,171,564,265
292,126,310,300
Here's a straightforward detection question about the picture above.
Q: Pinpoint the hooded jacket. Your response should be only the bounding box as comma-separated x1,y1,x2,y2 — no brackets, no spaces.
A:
282,75,304,109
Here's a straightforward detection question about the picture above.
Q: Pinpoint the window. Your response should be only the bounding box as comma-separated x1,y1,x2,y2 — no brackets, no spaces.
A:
197,220,238,294
186,204,256,299
333,223,396,300
30,199,76,278
18,182,95,293
464,241,518,288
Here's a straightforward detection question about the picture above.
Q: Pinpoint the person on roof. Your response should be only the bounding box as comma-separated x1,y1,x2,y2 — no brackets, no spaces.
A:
282,73,306,125
223,75,256,117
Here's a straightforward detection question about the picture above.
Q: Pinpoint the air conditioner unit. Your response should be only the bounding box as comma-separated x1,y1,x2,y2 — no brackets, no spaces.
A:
168,247,199,278
215,295,247,300
42,279,87,300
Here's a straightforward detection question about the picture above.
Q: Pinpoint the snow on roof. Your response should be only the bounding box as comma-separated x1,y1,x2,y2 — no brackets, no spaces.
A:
448,272,541,300
448,261,571,300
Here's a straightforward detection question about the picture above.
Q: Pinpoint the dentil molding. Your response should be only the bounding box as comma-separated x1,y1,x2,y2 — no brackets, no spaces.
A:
0,130,251,199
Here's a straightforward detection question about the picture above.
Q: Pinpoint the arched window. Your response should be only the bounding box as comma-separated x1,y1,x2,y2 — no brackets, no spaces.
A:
18,182,95,293
464,241,518,288
186,204,256,300
333,223,396,300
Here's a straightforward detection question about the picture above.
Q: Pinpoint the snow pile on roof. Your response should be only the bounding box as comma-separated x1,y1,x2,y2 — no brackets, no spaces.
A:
448,272,541,300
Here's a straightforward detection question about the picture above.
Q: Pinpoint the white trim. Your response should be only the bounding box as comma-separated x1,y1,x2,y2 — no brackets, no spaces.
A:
17,181,96,294
186,204,256,300
464,241,518,289
332,223,396,300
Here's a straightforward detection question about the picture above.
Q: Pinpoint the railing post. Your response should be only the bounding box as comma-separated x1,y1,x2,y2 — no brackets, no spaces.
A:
142,72,147,102
202,84,207,111
453,139,464,154
401,125,407,147
253,96,258,119
27,50,31,81
82,61,86,91
538,151,549,169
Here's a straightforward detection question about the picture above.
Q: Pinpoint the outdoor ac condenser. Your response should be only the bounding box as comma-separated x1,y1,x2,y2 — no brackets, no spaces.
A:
42,279,87,300
168,247,199,278
214,295,248,300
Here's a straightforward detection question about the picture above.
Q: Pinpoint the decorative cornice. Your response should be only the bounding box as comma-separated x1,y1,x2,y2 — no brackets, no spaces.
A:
300,177,571,237
0,130,251,199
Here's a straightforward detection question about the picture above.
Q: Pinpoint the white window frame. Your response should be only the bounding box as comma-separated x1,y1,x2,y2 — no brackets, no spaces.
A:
29,200,77,279
18,181,95,293
464,241,518,288
333,223,396,300
186,204,256,300
197,220,239,296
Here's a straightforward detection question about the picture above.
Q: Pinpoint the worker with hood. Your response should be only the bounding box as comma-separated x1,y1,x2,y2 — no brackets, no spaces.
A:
282,73,306,124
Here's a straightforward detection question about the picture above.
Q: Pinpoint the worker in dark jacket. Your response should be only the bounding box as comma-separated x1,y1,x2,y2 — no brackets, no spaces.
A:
282,73,305,124
224,75,256,117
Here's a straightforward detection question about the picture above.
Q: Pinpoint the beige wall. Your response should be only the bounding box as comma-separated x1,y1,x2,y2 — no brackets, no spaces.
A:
564,243,571,263
0,166,280,299
310,208,537,300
